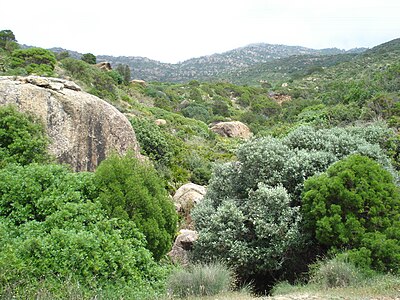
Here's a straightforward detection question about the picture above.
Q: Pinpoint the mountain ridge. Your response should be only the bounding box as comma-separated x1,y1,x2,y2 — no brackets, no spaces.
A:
49,42,369,83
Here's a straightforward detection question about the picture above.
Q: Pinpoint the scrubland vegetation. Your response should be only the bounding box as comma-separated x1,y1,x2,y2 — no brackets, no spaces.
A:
0,30,399,299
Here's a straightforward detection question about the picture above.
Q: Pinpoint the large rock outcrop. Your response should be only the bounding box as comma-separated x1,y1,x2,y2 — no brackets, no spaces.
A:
0,76,141,171
210,121,252,139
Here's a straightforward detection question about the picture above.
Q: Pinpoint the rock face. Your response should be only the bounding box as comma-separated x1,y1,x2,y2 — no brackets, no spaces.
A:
168,229,198,265
95,62,112,71
0,76,141,171
210,121,252,139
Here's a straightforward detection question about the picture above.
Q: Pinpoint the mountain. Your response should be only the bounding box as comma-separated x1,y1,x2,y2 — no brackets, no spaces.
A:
50,43,367,84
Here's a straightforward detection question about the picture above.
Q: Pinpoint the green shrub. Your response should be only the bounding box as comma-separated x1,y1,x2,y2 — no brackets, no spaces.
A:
192,180,302,277
302,154,400,273
61,57,117,101
11,47,56,76
0,163,161,289
81,53,96,64
95,153,178,260
130,117,173,165
167,262,233,298
181,103,211,123
0,105,50,166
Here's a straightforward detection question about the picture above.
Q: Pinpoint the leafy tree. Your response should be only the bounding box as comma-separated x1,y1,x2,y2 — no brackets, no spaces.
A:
301,154,400,273
95,153,178,260
56,50,70,61
81,53,96,64
192,180,302,277
11,47,56,76
0,105,50,167
0,29,18,52
116,64,131,83
181,103,211,123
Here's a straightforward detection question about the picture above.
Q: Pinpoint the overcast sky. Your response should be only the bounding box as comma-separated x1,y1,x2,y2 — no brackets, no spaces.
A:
1,0,399,63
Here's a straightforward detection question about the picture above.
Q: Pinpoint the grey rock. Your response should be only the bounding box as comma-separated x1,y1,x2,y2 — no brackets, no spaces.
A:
0,76,141,171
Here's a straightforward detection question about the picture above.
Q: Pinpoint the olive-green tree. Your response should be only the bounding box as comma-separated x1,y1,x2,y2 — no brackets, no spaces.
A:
95,153,178,260
0,29,18,52
81,53,96,64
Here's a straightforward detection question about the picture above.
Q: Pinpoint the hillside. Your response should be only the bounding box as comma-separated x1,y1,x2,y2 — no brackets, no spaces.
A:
51,43,366,84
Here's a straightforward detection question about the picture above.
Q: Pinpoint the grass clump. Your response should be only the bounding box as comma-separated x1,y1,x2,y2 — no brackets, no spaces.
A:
310,257,364,288
167,262,233,298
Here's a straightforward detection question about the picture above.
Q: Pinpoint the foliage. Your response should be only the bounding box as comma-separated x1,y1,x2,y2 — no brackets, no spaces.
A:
0,29,18,52
302,154,400,273
11,47,56,76
130,117,174,164
192,178,302,278
94,153,178,260
61,57,118,101
167,262,233,298
116,63,131,83
0,163,164,292
81,52,96,64
192,125,396,287
0,105,50,167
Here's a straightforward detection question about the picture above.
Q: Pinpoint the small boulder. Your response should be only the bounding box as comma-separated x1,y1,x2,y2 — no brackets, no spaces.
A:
173,183,206,213
131,79,146,86
95,62,112,71
210,121,252,139
173,183,206,228
155,119,167,126
168,229,198,265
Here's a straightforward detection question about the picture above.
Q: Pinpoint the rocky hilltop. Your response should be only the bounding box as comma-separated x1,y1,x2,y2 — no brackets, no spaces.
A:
0,76,141,171
50,43,366,83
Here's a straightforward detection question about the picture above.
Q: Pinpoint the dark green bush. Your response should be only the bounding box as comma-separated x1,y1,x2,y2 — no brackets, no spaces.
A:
0,105,50,166
11,47,56,76
130,117,173,165
95,153,178,260
0,163,161,288
302,154,400,273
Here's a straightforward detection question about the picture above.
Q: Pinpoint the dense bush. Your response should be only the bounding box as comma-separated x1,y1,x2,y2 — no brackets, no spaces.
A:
95,153,178,260
0,105,50,166
61,57,117,101
192,182,302,277
0,163,162,290
130,117,173,165
192,125,396,285
11,47,56,76
302,154,400,273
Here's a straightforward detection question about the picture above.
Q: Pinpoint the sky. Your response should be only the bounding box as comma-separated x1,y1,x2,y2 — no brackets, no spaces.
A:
1,0,399,63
